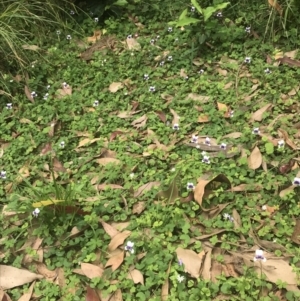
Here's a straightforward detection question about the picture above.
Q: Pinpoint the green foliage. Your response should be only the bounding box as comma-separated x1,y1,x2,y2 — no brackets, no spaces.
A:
1,0,300,300
169,0,230,26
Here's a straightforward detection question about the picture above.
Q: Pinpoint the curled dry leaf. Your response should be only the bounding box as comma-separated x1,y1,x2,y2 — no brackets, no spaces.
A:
194,174,231,207
278,128,298,150
170,108,180,125
201,247,212,281
131,114,147,128
109,82,123,93
250,103,273,122
176,247,205,278
247,146,262,170
78,138,101,148
127,269,144,284
232,209,242,229
108,230,131,252
279,185,295,198
24,85,34,103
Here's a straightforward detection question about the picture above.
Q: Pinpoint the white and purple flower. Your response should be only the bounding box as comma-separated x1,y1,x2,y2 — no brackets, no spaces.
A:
125,241,134,254
253,249,266,262
186,182,195,191
32,208,40,218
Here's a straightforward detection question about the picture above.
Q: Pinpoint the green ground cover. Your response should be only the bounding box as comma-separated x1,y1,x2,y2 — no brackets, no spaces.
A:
1,0,300,300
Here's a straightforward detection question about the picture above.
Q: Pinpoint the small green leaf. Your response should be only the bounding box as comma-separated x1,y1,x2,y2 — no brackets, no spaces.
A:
114,0,128,6
176,17,200,27
191,0,203,14
179,8,188,20
265,142,274,155
203,2,230,22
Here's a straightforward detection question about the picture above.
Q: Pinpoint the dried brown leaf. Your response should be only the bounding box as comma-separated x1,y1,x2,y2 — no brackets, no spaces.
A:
161,261,171,301
217,102,228,112
224,82,233,89
78,138,101,148
100,220,120,238
176,248,204,278
131,114,147,128
111,289,123,301
108,231,131,252
132,201,146,214
170,108,180,125
126,37,141,50
134,181,161,198
81,263,104,279
36,263,57,279
96,184,124,191
53,157,66,172
247,146,262,170
87,30,101,43
17,281,35,301
105,250,124,272
155,111,167,123
278,128,298,150
279,185,295,198
291,219,300,244
109,82,123,93
0,265,43,290
268,0,283,15
186,93,210,102
96,158,121,165
180,69,187,78
86,286,101,301
24,86,34,103
230,183,263,192
278,56,300,67
197,114,210,123
250,103,273,122
216,68,227,76
127,269,144,284
222,132,242,139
